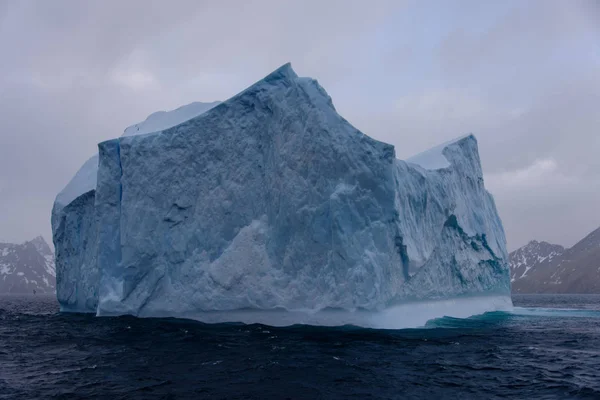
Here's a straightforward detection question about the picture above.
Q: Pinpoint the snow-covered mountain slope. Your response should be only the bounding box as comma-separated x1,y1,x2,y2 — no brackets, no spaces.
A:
510,227,600,293
0,236,55,294
52,63,510,323
510,241,565,283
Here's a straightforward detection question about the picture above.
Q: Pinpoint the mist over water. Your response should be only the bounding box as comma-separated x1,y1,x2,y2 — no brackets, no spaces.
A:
2,294,600,399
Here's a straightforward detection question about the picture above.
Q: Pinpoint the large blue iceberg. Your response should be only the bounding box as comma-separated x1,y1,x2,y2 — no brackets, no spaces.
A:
52,64,511,327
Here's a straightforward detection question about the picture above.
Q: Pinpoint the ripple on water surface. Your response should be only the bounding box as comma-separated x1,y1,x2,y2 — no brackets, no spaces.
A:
1,294,600,399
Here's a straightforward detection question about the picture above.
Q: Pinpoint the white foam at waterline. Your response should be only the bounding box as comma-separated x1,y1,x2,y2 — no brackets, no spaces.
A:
371,295,513,329
126,295,514,330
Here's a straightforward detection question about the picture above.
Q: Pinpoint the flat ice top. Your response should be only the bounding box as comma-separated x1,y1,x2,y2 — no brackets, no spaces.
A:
55,101,220,208
123,101,220,137
56,91,467,209
54,155,99,208
406,135,471,170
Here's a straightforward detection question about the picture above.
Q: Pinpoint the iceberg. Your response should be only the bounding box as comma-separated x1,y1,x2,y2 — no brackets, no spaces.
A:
51,63,511,326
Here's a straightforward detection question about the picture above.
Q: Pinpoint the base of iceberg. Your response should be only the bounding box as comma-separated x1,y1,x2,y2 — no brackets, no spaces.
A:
89,295,512,330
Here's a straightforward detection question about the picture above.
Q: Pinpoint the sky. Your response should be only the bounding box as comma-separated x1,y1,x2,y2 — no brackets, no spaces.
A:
0,0,598,251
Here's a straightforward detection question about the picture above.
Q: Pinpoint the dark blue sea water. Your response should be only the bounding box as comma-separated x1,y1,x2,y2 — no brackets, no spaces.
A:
1,294,600,399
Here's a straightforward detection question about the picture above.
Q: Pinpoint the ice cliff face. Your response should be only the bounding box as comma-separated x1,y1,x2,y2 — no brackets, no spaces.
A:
52,100,219,311
52,63,510,319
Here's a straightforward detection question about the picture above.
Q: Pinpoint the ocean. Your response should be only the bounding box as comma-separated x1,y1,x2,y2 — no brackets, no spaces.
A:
1,294,599,399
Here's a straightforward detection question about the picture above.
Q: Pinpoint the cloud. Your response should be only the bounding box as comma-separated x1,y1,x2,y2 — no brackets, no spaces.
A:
0,0,403,245
0,0,598,254
110,69,157,91
345,72,600,250
485,158,600,250
486,158,561,189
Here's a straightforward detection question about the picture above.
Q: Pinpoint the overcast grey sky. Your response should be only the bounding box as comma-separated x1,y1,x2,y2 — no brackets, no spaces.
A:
0,0,598,251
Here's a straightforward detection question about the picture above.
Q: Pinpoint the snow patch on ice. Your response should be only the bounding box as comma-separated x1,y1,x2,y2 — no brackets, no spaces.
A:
55,101,219,209
407,135,470,170
123,101,220,137
54,155,99,208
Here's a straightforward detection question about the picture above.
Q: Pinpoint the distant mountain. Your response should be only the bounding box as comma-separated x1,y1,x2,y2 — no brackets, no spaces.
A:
0,236,56,294
510,227,600,293
510,241,565,283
